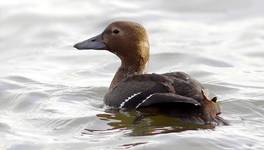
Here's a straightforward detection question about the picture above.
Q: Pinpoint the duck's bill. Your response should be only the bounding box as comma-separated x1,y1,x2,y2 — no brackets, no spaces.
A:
73,33,106,50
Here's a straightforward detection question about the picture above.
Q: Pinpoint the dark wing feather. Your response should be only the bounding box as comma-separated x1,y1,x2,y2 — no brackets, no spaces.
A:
135,93,201,109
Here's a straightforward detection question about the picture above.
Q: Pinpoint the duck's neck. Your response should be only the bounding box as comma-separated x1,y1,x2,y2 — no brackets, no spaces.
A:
109,56,148,90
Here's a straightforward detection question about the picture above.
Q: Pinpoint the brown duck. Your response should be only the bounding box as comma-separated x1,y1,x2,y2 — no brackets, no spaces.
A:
74,21,226,125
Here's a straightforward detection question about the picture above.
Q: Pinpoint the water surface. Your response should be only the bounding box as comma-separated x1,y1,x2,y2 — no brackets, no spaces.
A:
1,0,264,149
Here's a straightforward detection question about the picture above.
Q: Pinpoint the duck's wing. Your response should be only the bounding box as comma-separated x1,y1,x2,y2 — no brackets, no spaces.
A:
119,91,201,110
163,72,206,102
135,93,201,109
104,73,202,110
104,73,175,108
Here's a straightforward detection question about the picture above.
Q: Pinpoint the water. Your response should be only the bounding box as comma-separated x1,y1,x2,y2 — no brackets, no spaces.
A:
1,0,264,149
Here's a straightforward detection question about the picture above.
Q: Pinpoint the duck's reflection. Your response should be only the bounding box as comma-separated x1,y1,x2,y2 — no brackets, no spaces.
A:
83,110,215,136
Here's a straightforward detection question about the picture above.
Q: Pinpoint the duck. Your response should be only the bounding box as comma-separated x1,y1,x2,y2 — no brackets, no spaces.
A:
74,21,226,126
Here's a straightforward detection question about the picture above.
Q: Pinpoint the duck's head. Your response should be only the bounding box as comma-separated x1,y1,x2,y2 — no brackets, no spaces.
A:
74,21,149,66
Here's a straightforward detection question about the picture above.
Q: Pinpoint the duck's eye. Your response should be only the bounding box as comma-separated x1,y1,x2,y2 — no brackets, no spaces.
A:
113,29,119,34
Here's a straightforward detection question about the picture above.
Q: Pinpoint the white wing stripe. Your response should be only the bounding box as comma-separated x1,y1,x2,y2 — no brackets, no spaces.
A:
119,92,142,108
135,94,154,109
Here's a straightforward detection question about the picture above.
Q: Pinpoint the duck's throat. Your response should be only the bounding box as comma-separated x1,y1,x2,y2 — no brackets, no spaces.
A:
109,61,147,90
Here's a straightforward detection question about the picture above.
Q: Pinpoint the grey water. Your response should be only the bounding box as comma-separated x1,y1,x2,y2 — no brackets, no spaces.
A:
1,0,264,149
